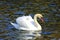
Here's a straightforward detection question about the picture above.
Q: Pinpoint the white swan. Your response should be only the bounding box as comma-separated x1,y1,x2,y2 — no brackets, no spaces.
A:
10,14,44,31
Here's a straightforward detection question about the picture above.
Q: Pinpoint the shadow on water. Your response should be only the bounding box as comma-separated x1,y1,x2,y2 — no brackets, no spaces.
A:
0,0,60,40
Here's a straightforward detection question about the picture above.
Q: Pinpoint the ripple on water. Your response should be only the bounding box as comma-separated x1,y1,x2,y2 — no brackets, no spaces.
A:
0,38,4,40
14,11,25,15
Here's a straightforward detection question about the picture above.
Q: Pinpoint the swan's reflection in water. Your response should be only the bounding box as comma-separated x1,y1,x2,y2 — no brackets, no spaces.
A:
17,30,41,40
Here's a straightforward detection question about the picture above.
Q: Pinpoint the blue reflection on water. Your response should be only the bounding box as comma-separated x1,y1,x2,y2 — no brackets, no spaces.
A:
44,18,49,22
4,23,14,31
0,20,2,22
49,3,56,7
14,11,25,15
41,32,52,35
56,14,60,17
0,38,4,40
29,13,34,18
28,2,32,5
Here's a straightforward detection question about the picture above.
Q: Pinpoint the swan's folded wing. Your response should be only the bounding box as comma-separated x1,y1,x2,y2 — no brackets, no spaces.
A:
30,21,36,27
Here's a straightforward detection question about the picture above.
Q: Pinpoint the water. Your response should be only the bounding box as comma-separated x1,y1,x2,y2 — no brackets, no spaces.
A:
16,30,41,40
0,0,60,40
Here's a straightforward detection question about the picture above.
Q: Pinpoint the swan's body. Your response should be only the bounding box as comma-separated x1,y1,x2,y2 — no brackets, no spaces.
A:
10,14,43,31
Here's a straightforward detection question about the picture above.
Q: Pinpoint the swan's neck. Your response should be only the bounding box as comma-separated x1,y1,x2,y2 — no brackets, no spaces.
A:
34,14,42,30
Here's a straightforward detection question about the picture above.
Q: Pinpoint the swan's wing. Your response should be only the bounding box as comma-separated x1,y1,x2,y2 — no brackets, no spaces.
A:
30,21,38,28
16,16,28,28
26,16,36,27
16,16,35,29
15,16,38,30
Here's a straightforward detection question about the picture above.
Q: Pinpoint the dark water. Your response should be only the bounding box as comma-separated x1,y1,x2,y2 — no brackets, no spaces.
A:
0,0,60,40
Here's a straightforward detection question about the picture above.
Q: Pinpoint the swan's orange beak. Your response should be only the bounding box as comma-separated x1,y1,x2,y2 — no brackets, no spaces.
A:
40,17,44,23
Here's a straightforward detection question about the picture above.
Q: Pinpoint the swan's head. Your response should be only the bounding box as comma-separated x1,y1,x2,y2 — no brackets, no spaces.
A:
34,14,44,22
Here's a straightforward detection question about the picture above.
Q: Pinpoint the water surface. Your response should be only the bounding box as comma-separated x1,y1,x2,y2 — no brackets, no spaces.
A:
0,0,60,40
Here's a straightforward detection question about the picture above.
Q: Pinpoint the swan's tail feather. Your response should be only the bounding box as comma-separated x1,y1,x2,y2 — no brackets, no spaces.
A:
10,22,28,30
10,22,20,29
